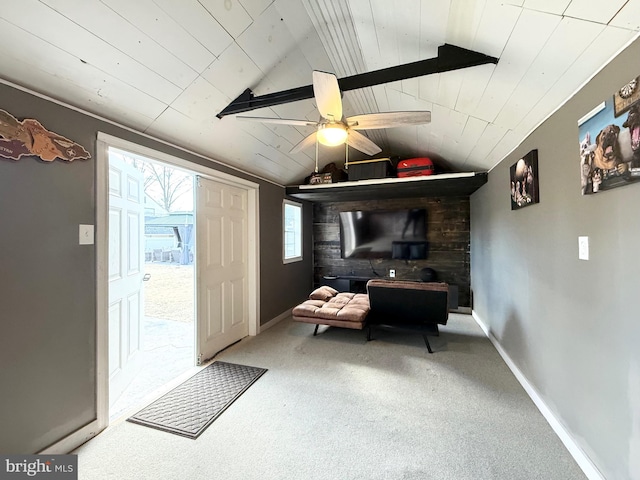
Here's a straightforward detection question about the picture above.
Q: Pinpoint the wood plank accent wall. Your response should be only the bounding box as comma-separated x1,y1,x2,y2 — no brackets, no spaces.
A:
313,196,471,307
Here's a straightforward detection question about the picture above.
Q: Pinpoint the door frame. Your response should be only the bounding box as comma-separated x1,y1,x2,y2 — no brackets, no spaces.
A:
95,132,260,429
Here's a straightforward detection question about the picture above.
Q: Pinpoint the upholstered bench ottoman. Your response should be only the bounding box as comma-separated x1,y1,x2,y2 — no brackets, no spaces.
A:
293,286,370,335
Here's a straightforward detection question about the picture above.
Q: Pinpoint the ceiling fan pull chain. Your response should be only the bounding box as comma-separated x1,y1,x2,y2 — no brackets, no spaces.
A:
345,141,349,169
315,134,319,173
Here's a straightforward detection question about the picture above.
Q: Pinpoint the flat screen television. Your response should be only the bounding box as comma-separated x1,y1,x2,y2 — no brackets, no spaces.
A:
339,208,428,259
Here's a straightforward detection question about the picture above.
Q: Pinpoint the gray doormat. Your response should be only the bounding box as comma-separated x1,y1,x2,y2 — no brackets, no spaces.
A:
127,361,267,439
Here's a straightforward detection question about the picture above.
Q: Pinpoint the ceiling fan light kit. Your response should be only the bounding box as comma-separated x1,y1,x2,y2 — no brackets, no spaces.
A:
316,124,348,146
236,71,432,159
230,46,499,172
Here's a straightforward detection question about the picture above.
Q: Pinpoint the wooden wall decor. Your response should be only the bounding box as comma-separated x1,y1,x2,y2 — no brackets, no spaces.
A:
0,109,90,162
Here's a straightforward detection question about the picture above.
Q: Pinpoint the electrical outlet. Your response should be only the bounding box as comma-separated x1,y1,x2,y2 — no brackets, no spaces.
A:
389,269,396,278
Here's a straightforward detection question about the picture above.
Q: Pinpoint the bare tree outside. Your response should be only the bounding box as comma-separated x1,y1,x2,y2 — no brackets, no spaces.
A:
143,162,192,212
123,154,192,212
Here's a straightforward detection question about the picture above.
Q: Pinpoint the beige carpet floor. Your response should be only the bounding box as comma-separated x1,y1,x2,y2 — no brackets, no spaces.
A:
74,313,586,480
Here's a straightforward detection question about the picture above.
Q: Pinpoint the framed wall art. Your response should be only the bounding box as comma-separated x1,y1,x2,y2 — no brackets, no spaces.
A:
510,149,539,210
578,76,640,195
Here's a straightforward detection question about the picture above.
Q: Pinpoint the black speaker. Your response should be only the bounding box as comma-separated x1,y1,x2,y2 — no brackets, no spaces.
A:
419,267,437,282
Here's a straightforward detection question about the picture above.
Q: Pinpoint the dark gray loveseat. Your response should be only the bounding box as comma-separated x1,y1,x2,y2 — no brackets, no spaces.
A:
366,279,449,353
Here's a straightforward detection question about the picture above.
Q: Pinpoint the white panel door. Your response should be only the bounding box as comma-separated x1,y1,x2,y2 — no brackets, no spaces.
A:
108,154,145,408
196,176,249,362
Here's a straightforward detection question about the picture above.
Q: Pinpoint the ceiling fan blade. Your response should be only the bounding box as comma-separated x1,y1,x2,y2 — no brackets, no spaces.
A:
237,116,318,127
347,130,382,156
290,132,318,154
313,71,343,122
347,111,431,130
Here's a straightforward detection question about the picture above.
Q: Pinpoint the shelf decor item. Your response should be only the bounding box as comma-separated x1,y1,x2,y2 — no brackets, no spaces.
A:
397,157,435,178
347,157,395,181
510,149,539,210
0,109,90,163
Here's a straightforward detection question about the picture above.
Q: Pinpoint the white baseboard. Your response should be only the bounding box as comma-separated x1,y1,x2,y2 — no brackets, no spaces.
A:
38,419,104,454
471,311,604,480
259,308,292,333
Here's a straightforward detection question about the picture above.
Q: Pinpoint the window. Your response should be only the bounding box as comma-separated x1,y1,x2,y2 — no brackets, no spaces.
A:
283,200,302,263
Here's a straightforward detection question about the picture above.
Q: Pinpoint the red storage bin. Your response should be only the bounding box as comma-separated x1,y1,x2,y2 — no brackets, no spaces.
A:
397,157,434,178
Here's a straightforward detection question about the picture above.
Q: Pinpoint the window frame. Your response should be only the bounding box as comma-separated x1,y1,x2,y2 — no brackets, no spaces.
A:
282,199,303,264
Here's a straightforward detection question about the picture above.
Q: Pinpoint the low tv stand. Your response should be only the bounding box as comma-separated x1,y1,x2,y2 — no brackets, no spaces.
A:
322,275,383,294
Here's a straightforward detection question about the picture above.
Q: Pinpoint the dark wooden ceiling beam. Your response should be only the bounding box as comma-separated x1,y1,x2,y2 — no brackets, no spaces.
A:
216,44,498,119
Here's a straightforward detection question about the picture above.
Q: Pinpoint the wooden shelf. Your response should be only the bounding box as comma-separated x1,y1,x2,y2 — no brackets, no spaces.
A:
285,172,488,202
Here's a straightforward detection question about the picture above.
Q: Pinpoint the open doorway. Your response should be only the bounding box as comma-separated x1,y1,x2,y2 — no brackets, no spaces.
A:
107,147,196,421
95,132,261,435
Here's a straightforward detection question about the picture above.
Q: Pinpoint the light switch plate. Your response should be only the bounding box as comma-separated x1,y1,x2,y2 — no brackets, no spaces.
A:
578,236,589,260
79,224,94,245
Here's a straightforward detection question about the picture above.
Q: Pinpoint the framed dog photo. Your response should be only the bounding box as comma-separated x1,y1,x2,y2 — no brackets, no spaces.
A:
578,76,640,196
510,149,539,210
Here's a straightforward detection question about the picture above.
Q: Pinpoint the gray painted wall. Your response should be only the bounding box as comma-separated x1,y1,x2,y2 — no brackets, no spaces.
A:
471,37,640,479
260,187,314,321
0,83,312,453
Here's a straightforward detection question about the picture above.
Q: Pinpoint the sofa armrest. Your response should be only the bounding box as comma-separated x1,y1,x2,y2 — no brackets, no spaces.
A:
366,279,448,293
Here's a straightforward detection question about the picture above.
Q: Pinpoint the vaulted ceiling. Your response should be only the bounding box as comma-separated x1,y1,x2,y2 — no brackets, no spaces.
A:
1,0,639,185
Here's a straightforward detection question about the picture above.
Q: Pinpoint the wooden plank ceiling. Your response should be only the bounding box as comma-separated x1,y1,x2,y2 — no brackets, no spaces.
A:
0,0,638,185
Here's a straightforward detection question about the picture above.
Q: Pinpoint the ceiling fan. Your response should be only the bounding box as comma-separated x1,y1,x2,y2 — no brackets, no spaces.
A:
236,71,431,158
